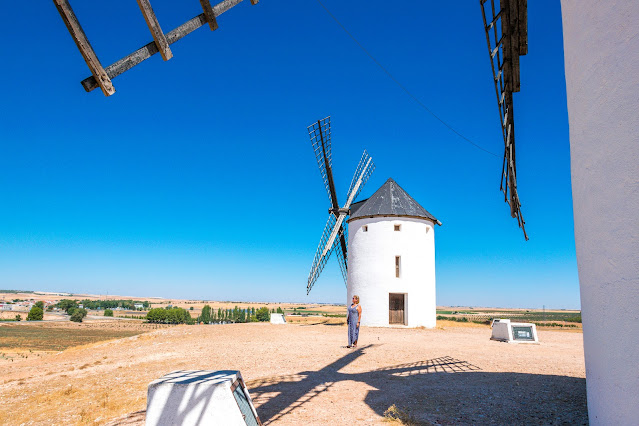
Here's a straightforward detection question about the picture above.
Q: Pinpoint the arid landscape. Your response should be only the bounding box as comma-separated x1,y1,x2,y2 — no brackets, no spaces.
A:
0,293,586,425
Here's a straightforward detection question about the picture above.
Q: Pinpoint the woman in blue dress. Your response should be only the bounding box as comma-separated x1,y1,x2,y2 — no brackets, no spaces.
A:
347,295,362,348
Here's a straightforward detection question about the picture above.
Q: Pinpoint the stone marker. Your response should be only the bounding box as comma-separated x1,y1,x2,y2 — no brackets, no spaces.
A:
490,319,539,344
146,370,261,425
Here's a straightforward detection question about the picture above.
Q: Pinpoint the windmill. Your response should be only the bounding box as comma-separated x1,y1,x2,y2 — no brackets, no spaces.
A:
306,117,375,295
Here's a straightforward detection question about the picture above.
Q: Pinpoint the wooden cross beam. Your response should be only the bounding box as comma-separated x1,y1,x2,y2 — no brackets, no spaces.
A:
136,0,173,61
53,0,115,96
54,0,259,96
200,0,220,31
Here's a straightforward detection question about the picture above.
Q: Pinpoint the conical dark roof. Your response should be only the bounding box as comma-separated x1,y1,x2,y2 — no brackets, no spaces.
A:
348,178,440,224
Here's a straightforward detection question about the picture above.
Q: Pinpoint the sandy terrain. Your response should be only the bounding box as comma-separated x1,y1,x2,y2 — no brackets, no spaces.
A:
0,320,586,425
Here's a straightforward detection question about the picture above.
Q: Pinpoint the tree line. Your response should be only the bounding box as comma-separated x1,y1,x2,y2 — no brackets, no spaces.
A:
75,299,150,310
146,307,195,324
197,305,282,324
144,305,284,324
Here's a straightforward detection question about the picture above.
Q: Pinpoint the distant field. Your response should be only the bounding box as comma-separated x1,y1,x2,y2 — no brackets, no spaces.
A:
0,324,145,351
436,307,582,329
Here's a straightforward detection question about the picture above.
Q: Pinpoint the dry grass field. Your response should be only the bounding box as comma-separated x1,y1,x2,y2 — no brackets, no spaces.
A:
0,318,587,425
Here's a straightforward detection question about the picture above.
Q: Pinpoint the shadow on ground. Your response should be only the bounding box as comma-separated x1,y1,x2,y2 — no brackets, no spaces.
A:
247,345,588,425
108,345,587,425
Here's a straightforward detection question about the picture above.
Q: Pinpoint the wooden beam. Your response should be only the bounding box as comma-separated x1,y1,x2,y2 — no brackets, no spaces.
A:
53,0,115,96
199,0,219,31
81,0,251,92
136,0,172,61
519,0,528,55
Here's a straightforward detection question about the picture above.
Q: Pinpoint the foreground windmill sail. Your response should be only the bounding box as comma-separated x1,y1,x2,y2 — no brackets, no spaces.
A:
306,117,375,294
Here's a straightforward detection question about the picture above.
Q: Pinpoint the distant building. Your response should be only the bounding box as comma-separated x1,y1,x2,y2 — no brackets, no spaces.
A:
134,303,144,310
0,304,12,311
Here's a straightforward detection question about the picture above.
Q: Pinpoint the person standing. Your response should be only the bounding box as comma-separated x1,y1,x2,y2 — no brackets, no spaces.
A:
347,295,362,348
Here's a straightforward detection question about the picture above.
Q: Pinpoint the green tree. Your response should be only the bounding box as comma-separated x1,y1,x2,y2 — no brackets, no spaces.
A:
70,311,83,322
146,307,193,324
77,308,88,318
199,305,212,324
190,306,194,310
277,307,284,314
35,301,44,309
256,307,270,322
104,309,114,317
27,306,44,321
146,308,167,323
57,299,78,313
15,314,22,321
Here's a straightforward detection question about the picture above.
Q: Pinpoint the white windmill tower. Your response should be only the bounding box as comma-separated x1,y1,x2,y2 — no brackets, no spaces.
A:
346,178,441,328
306,117,441,328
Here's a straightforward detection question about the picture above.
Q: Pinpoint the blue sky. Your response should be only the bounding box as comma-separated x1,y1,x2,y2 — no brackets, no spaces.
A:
0,0,578,308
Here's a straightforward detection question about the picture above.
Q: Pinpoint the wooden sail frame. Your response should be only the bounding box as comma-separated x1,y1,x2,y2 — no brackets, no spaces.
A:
53,0,259,96
480,0,529,240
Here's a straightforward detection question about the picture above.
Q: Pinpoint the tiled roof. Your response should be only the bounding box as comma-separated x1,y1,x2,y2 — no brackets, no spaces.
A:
349,178,440,224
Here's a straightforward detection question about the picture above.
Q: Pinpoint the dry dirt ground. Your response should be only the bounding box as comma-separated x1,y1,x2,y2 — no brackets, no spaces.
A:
0,321,586,425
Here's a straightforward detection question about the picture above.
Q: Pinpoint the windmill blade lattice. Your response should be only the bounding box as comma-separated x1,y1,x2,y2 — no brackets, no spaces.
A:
308,117,334,205
307,214,338,294
346,150,375,205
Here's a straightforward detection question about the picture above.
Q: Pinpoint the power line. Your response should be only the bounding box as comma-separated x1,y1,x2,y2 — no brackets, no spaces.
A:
314,0,500,158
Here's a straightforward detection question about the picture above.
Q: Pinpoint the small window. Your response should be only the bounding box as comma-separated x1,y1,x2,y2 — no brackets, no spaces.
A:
362,225,368,232
395,256,401,278
394,224,401,231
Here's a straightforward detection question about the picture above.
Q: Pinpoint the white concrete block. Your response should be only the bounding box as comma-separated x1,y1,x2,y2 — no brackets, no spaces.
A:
270,313,286,324
146,370,261,426
491,319,538,344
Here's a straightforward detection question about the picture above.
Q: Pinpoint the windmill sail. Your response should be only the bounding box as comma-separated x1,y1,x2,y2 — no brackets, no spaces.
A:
306,122,375,294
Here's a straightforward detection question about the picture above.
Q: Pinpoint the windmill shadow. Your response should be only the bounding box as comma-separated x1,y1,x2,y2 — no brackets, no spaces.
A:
247,344,376,423
106,346,587,425
247,350,588,425
247,347,482,424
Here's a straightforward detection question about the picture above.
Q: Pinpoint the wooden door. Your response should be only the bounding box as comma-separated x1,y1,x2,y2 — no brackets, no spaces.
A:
389,293,405,325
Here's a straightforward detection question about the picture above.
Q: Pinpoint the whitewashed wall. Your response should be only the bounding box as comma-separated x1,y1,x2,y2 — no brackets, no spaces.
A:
561,1,639,424
347,216,436,328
